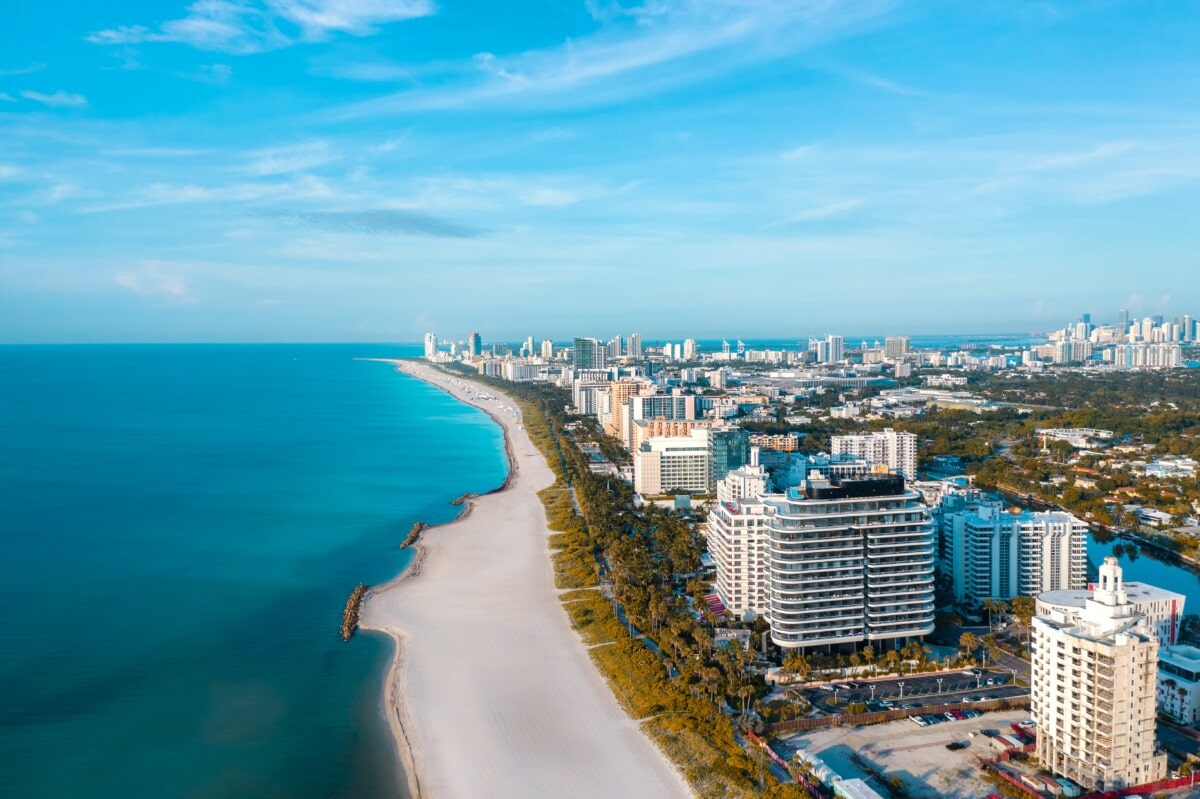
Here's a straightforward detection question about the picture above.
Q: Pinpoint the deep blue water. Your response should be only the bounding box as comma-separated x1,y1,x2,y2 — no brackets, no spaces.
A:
1088,535,1200,619
0,345,506,798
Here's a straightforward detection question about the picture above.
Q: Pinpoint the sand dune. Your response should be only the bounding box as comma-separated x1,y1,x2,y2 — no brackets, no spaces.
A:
360,360,691,799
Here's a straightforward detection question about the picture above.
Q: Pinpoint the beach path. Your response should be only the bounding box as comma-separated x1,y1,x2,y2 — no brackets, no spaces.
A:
360,361,692,799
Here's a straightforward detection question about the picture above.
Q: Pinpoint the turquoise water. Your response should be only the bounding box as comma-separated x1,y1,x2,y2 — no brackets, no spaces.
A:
0,345,506,798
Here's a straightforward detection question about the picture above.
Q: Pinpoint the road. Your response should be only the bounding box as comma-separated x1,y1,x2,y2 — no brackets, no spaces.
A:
797,667,1027,714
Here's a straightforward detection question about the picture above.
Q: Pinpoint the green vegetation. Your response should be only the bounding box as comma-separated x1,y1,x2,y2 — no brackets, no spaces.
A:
434,364,810,799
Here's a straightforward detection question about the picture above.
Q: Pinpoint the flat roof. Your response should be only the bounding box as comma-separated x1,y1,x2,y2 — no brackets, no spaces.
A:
1039,582,1184,608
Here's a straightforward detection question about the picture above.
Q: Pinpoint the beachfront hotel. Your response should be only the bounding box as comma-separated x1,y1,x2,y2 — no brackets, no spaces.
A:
1031,558,1167,791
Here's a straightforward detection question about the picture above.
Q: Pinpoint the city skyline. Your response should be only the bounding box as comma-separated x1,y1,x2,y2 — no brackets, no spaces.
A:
2,2,1199,342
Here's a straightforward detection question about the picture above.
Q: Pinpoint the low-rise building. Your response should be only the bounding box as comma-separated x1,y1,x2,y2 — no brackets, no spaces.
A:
1158,645,1200,725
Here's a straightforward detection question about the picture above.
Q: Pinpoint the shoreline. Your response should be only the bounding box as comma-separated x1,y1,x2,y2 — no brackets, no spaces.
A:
358,359,691,799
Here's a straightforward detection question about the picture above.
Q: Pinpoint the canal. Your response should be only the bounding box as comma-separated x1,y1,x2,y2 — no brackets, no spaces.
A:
1088,533,1200,618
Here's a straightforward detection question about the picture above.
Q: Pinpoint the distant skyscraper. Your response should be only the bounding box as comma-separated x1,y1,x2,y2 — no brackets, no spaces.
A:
1081,313,1091,325
628,333,642,359
540,339,554,359
828,335,844,362
523,336,535,357
607,336,623,360
1118,308,1130,331
468,331,482,357
682,338,697,360
572,337,606,370
884,336,909,359
423,332,437,359
1152,314,1164,326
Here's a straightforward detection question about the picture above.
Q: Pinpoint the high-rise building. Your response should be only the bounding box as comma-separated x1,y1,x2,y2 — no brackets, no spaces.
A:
707,425,749,490
633,428,711,495
572,337,606,370
630,394,696,422
522,336,535,357
540,339,554,359
605,379,642,438
884,336,910,359
628,333,642,359
831,429,918,481
424,331,437,359
682,338,698,360
1032,558,1166,791
936,494,1087,604
707,450,772,618
607,336,623,360
468,331,482,357
767,471,935,649
1118,309,1130,332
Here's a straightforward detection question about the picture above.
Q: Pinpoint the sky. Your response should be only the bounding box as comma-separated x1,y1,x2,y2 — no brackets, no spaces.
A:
1,1,1198,343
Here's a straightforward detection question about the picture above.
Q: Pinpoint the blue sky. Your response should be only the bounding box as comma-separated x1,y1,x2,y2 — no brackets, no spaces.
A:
1,1,1198,342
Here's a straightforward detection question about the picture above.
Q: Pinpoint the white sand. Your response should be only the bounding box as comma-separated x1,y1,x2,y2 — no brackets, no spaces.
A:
360,361,692,799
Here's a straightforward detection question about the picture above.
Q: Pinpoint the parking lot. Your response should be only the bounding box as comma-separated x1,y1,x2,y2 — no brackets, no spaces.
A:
795,667,1027,715
777,709,1031,799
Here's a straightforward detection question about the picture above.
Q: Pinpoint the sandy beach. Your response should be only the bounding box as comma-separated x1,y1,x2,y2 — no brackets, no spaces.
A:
359,360,692,799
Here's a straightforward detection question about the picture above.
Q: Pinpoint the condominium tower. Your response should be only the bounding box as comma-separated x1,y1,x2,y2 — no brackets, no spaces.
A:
937,494,1087,604
1031,558,1166,791
423,331,437,359
831,429,918,481
766,471,935,649
573,337,606,370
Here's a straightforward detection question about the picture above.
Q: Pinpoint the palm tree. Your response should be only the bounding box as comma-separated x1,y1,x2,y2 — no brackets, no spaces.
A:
959,631,981,660
981,598,1008,632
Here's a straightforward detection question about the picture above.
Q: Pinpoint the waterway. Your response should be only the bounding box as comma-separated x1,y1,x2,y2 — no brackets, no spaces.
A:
1087,533,1200,619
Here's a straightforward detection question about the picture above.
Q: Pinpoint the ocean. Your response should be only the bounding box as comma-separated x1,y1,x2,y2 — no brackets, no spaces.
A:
0,344,507,798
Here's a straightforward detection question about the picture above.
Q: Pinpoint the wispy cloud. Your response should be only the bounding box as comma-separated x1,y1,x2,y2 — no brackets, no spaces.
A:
275,209,483,238
242,141,338,176
0,63,45,77
87,176,335,212
86,0,436,55
334,0,898,115
0,92,15,103
20,90,88,107
766,199,865,226
780,143,821,161
114,263,193,301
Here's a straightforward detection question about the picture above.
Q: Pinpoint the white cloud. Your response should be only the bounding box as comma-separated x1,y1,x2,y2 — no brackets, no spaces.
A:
114,263,193,301
87,175,335,212
0,92,16,102
334,0,898,115
86,0,435,55
242,141,338,176
20,90,88,107
0,63,45,77
197,63,234,83
767,199,865,226
780,143,821,161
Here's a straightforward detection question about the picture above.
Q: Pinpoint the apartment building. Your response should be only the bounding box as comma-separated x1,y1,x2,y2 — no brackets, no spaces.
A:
633,428,710,495
831,429,918,481
765,471,935,650
937,494,1087,603
707,454,773,618
1031,558,1167,791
